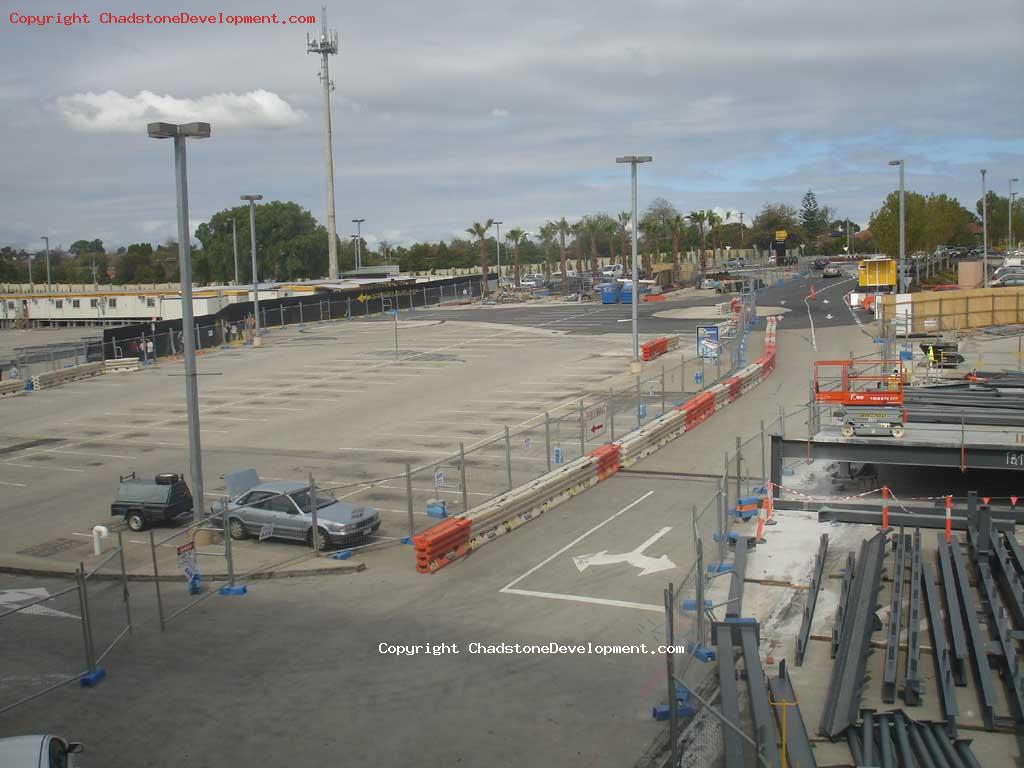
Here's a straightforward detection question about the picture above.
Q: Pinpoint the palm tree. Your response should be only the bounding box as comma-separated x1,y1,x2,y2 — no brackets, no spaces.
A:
617,212,631,269
539,222,556,278
639,217,660,277
550,217,571,284
601,217,618,268
706,210,723,265
466,219,493,295
687,210,708,271
571,220,585,275
583,216,603,274
505,227,528,288
667,214,686,268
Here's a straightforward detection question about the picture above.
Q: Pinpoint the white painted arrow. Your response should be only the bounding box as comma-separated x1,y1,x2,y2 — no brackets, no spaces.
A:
0,588,79,620
573,526,676,576
822,299,830,304
825,314,834,320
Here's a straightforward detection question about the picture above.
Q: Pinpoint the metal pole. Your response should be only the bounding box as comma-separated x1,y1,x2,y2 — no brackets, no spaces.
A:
222,495,236,586
231,218,240,285
661,368,666,415
75,565,96,673
310,18,340,280
394,309,399,361
760,419,767,486
545,413,552,472
244,196,262,338
1011,180,1018,250
116,531,133,634
308,472,320,555
405,463,415,538
41,236,51,292
899,161,905,292
609,389,615,441
631,161,640,364
505,426,513,490
735,435,742,500
174,135,205,524
982,168,988,287
459,443,469,512
150,530,165,631
579,399,586,456
636,376,642,427
664,584,679,767
495,221,503,291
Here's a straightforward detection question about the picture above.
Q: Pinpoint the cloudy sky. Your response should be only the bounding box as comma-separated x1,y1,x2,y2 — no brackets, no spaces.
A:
1,0,1022,252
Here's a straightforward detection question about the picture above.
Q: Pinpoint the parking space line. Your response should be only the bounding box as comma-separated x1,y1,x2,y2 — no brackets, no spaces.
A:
0,480,28,487
37,448,138,460
4,461,86,473
337,447,453,456
499,490,655,596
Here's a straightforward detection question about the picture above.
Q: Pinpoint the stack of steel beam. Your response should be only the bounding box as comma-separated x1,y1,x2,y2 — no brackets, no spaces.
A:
847,710,983,768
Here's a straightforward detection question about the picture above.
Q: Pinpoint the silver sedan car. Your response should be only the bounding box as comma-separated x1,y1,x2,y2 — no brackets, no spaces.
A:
212,469,380,549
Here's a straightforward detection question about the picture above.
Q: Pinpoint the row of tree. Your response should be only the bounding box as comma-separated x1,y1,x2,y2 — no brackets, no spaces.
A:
4,189,1019,287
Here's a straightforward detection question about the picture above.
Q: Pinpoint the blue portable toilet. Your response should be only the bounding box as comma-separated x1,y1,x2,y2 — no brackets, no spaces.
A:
621,281,634,304
599,283,621,304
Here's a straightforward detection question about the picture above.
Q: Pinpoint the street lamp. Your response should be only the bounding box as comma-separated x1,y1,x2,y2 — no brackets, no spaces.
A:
493,221,503,289
888,160,905,292
148,120,211,524
352,218,365,270
981,169,988,286
40,236,51,291
231,218,240,285
1010,178,1019,252
241,195,263,341
616,155,653,372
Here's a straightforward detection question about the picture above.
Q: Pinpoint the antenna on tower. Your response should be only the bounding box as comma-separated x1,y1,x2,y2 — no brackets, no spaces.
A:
307,5,341,280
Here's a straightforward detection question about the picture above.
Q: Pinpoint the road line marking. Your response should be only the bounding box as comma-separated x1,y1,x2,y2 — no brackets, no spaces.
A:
500,490,655,593
38,449,137,460
337,447,452,455
4,462,86,473
0,480,27,487
499,589,662,612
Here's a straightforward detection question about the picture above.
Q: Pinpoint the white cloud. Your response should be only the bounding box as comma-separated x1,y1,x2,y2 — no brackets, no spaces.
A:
57,89,305,133
490,108,510,118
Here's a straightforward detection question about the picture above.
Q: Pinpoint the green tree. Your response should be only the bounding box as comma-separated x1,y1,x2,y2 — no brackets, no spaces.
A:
571,220,584,274
505,227,528,287
538,222,557,278
550,218,571,282
750,203,799,251
868,190,928,257
687,210,708,270
799,190,825,240
466,220,494,294
617,212,631,269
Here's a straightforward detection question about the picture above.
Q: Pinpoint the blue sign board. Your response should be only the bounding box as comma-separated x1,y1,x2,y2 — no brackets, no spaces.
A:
697,325,720,359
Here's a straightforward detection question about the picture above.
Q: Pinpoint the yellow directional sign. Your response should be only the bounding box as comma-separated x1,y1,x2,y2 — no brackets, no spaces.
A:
356,293,370,302
775,229,788,243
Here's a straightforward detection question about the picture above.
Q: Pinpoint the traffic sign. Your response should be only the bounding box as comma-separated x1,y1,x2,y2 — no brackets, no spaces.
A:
176,541,197,580
583,402,608,440
434,470,445,489
775,229,788,243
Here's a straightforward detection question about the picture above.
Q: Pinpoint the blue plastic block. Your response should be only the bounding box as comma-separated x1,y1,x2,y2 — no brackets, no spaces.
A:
400,536,413,545
693,646,717,663
79,667,106,687
188,574,202,595
681,598,713,611
707,562,734,574
23,380,32,391
652,704,670,721
730,510,758,521
218,584,248,596
426,500,448,519
675,684,690,702
724,616,757,626
331,549,353,560
639,403,647,419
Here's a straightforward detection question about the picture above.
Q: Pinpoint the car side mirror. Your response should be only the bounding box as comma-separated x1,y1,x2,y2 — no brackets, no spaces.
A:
68,742,84,754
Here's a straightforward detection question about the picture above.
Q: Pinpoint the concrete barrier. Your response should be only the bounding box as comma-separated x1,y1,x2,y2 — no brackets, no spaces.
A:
0,379,25,397
30,361,104,391
104,358,141,374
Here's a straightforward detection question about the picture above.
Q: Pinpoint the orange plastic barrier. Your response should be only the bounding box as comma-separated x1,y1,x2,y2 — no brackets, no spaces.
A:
677,391,716,428
413,518,471,573
641,337,671,361
588,443,621,480
725,376,743,402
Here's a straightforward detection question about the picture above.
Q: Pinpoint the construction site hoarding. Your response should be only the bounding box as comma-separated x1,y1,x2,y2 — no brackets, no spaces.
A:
881,286,1024,334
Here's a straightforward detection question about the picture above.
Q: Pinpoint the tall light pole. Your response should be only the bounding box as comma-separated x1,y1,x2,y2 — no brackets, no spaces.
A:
846,218,851,260
494,221,503,287
981,169,988,286
148,121,211,524
737,211,745,251
40,236,51,291
616,155,653,372
352,218,365,270
231,218,240,285
1010,178,1019,252
241,195,263,342
889,160,905,292
307,13,340,279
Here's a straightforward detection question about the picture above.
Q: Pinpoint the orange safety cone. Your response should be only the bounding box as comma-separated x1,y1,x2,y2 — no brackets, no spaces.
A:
881,486,890,530
809,284,816,301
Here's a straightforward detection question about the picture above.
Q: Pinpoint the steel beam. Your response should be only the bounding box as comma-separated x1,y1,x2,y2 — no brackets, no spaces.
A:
832,550,855,659
991,531,1024,628
739,623,781,768
928,720,967,768
916,720,949,767
936,532,969,686
767,660,817,768
949,536,997,730
796,533,828,666
725,536,749,619
777,435,1024,472
861,709,875,767
819,532,886,739
1005,531,1024,577
891,711,916,768
882,531,908,703
904,527,924,706
714,625,746,768
921,561,959,731
975,558,1024,723
782,497,1024,524
818,507,1016,531
878,713,895,768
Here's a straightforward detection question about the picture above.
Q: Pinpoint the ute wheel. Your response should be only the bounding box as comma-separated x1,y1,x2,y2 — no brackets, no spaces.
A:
308,527,330,551
840,425,855,438
891,426,905,438
228,518,247,541
126,511,147,532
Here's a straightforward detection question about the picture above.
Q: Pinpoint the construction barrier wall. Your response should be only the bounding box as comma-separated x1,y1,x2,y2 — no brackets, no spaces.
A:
881,287,1024,334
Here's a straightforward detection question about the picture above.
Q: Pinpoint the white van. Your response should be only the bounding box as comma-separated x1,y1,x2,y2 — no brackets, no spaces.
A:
600,264,624,278
0,735,83,767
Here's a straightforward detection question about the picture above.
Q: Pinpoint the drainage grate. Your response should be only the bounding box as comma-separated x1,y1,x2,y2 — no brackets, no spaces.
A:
17,537,84,558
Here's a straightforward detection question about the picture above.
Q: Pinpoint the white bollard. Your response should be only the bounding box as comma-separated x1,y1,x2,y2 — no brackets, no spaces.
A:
92,525,109,556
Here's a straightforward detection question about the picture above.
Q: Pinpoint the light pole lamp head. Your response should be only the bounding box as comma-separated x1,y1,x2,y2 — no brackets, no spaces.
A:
888,160,901,167
616,155,652,164
147,122,211,139
241,194,263,202
352,218,365,225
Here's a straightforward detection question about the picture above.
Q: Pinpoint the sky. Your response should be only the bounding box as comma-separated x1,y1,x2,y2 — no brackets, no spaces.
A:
1,0,1022,253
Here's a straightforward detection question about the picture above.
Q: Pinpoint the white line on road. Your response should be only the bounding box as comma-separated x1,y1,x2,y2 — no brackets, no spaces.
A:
4,461,86,473
0,480,28,487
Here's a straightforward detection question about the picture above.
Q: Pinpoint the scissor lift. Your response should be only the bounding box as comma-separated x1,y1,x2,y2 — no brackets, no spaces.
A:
813,359,906,438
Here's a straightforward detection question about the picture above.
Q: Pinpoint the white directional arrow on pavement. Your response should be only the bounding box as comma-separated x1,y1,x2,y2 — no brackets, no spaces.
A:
0,588,79,620
825,314,834,320
822,299,830,304
572,527,677,576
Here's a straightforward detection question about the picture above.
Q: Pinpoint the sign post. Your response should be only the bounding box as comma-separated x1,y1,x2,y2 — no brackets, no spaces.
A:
176,541,197,583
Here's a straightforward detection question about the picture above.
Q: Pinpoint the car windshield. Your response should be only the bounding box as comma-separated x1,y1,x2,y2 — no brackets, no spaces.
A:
288,488,337,512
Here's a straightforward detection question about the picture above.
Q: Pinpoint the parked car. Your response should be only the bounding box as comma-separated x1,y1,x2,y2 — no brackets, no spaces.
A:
600,264,624,278
0,734,83,767
993,276,1024,288
823,265,843,278
992,266,1024,280
726,258,745,269
699,279,718,290
212,469,381,549
521,273,547,287
111,472,193,532
813,257,829,270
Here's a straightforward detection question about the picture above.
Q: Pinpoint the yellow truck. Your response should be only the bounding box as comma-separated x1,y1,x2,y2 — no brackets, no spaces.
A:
857,257,896,290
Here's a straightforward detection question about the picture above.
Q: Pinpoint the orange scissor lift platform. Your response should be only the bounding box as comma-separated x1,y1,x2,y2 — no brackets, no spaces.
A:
813,359,907,438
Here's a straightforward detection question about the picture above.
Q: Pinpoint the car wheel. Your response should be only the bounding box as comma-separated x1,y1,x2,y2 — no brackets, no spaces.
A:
891,426,905,438
228,518,247,541
308,527,330,551
127,511,147,532
841,425,855,438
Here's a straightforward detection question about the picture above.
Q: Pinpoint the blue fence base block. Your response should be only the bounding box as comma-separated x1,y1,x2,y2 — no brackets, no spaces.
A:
218,584,247,596
707,562,734,574
724,616,757,626
652,704,670,721
693,646,717,663
330,549,353,560
79,667,106,687
751,485,767,496
729,510,758,521
681,598,713,612
425,501,448,519
400,536,413,545
188,574,202,595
